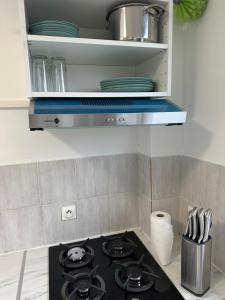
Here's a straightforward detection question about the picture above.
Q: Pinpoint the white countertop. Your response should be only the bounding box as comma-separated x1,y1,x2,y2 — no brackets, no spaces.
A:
1,229,225,300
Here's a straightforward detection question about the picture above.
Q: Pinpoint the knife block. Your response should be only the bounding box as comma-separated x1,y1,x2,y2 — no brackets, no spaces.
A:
181,235,212,296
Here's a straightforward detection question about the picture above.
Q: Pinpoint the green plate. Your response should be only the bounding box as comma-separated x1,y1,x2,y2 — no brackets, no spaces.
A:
30,25,78,33
101,86,154,92
101,82,153,87
101,77,152,83
31,29,78,34
31,29,79,35
30,20,78,29
102,84,153,88
31,31,79,37
31,25,78,31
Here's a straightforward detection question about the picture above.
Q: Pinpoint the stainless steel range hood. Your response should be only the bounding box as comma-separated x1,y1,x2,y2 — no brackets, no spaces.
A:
29,98,187,130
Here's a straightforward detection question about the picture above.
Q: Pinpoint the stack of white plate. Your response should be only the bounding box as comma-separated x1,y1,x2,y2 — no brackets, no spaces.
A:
100,77,154,92
29,20,79,38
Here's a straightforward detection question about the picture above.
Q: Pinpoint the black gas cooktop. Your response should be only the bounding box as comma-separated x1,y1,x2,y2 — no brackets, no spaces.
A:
49,231,184,300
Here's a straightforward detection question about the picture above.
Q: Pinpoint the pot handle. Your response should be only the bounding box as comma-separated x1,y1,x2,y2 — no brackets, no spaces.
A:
145,4,165,17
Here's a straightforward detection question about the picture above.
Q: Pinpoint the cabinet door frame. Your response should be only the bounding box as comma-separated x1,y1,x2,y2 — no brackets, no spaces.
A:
18,0,32,99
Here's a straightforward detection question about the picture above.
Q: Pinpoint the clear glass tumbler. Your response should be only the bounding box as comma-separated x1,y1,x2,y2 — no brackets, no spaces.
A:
50,57,67,92
32,55,49,92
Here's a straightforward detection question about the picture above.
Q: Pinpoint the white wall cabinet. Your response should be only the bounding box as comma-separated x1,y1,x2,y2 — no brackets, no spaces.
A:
0,0,173,107
0,0,29,107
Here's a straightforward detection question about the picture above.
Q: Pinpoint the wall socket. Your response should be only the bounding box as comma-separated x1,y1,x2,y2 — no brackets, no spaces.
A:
61,205,76,221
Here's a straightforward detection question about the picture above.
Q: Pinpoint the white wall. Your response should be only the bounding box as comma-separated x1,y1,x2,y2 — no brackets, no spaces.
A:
138,24,185,158
0,109,139,165
182,0,225,166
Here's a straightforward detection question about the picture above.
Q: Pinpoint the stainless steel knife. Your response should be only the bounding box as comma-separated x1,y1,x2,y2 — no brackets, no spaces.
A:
197,208,207,244
186,208,194,238
191,207,199,241
202,208,212,243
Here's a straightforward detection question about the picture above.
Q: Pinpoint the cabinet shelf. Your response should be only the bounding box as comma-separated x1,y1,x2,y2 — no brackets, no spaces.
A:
32,92,168,98
28,35,168,67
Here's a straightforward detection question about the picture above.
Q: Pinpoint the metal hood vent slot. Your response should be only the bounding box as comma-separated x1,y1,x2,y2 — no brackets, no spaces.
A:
29,98,187,130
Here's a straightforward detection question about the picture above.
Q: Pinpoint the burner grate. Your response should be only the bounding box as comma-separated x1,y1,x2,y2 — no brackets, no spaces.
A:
101,231,137,259
114,255,159,293
61,266,106,300
59,239,95,269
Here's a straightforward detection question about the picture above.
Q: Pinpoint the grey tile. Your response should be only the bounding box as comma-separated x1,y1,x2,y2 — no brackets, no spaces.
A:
109,154,138,194
0,163,39,209
77,196,109,238
37,159,77,205
201,161,220,211
139,194,151,237
93,156,110,196
2,206,43,252
126,192,139,228
41,202,77,244
152,198,181,234
41,196,110,245
151,156,181,201
181,157,220,213
178,196,190,232
0,211,5,252
137,154,151,197
97,195,110,234
212,217,225,273
76,157,96,199
187,158,209,206
215,164,225,221
109,192,139,232
180,156,193,200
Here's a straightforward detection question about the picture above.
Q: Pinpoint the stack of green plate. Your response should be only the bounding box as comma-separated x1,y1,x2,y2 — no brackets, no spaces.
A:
100,77,154,92
29,20,79,38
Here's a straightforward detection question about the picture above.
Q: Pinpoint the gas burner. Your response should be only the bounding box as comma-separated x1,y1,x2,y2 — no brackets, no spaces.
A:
102,231,137,258
67,247,85,262
114,255,159,293
61,266,106,300
59,239,94,269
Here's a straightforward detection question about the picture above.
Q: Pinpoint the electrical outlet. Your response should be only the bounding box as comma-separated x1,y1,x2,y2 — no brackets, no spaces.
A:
61,205,76,221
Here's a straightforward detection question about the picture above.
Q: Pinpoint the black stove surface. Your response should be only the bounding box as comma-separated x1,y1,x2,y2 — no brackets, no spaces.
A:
49,231,185,300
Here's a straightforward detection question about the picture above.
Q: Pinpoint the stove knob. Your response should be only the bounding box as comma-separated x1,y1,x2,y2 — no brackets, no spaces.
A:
54,118,60,124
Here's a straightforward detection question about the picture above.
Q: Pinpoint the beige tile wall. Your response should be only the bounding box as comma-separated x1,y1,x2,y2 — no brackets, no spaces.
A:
0,154,139,253
180,156,225,273
0,153,224,274
151,156,182,234
137,154,151,236
149,155,225,273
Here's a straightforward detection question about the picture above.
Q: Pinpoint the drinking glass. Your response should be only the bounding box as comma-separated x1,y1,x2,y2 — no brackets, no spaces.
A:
50,57,67,92
32,55,49,92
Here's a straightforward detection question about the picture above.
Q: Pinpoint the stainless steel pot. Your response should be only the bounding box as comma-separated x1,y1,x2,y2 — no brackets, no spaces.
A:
107,3,164,43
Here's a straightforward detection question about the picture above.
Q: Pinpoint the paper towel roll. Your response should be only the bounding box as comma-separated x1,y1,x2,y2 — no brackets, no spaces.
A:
150,211,174,266
151,211,171,224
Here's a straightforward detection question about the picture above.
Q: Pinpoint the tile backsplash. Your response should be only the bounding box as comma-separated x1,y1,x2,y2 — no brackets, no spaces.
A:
149,155,225,274
0,153,224,274
180,156,225,274
0,154,139,253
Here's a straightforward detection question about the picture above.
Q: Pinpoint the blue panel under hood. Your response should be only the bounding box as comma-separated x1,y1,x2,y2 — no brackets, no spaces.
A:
29,98,187,130
33,98,182,114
